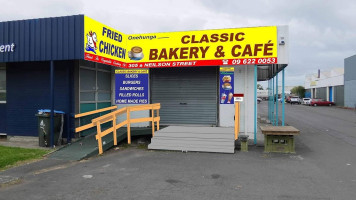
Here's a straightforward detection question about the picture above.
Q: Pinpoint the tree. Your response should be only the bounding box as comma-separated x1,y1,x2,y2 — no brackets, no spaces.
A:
257,83,263,90
291,86,305,97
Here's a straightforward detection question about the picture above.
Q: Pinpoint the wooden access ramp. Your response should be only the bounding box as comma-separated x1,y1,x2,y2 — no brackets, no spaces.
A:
148,126,235,153
92,104,160,154
74,104,161,155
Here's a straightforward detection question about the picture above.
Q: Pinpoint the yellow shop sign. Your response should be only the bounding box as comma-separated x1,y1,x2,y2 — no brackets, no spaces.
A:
84,15,278,68
84,16,127,67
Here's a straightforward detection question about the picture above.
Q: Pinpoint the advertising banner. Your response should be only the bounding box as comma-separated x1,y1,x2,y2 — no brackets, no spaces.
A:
126,26,277,68
220,67,234,104
84,16,127,67
115,69,149,104
84,16,278,68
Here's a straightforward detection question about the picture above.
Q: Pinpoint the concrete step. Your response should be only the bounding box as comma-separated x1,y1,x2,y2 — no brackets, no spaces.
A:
153,133,233,140
148,143,234,153
156,126,233,134
151,136,232,143
150,140,233,148
148,126,235,154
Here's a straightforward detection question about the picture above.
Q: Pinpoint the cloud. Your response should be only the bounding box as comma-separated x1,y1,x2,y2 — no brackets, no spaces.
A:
0,0,84,21
1,0,355,86
199,0,356,85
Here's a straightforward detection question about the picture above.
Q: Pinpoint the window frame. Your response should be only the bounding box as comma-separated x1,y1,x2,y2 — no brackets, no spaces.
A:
79,61,112,108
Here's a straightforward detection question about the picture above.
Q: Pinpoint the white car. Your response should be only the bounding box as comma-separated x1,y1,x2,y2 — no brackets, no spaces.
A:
290,96,301,104
302,98,311,105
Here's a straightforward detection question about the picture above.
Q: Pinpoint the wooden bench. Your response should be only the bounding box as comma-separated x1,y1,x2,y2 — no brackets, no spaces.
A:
260,126,300,153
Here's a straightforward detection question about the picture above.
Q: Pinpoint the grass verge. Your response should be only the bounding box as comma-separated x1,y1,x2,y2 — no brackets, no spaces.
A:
0,145,51,171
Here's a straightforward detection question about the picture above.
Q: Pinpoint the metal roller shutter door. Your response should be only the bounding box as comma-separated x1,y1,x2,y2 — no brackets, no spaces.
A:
334,85,344,106
151,67,218,126
316,87,327,100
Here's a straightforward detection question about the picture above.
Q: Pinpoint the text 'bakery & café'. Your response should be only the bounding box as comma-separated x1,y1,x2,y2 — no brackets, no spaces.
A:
148,33,275,61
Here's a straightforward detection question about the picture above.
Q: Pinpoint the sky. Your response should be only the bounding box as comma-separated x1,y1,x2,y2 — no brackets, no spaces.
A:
1,0,355,87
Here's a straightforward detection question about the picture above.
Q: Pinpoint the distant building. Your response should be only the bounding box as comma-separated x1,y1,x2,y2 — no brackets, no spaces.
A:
344,55,356,108
304,68,344,106
257,86,294,100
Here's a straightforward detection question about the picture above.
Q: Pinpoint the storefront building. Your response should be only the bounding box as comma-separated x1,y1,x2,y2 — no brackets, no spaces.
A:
0,15,289,143
344,54,356,108
304,68,344,106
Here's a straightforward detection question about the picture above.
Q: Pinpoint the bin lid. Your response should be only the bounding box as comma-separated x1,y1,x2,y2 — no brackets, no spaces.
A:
38,109,65,114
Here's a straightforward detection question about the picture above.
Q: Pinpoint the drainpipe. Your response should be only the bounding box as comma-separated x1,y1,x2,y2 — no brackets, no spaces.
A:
282,69,285,126
67,65,72,143
50,61,54,148
244,66,247,136
276,72,279,126
268,79,270,122
270,78,272,123
272,76,275,125
254,65,257,144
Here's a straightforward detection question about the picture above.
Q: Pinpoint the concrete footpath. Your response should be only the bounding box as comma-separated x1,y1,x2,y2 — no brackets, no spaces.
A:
1,145,354,200
0,102,355,199
0,127,154,187
0,136,47,149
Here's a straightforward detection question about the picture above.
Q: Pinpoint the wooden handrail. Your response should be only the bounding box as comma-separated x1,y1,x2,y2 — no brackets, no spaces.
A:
75,105,118,135
92,107,126,124
75,106,117,118
93,103,161,155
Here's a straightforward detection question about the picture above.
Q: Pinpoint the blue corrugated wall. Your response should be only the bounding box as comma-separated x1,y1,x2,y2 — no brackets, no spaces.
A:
0,104,6,133
0,15,84,63
6,61,74,137
0,15,83,137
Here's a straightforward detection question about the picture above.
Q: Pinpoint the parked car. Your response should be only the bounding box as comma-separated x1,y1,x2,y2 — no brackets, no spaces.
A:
290,96,301,104
277,98,285,103
302,98,311,105
309,99,335,106
286,96,291,103
257,98,262,104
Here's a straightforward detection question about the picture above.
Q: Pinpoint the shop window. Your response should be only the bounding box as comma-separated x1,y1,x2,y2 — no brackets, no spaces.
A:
79,62,112,106
79,61,112,136
0,66,6,103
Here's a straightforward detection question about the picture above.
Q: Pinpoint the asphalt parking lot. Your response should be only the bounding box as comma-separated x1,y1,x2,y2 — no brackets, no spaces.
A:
0,102,355,200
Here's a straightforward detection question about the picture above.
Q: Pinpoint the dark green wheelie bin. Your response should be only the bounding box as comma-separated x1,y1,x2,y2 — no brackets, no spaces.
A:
36,110,64,147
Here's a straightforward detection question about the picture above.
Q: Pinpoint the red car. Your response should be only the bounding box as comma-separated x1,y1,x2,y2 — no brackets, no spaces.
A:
309,99,335,106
